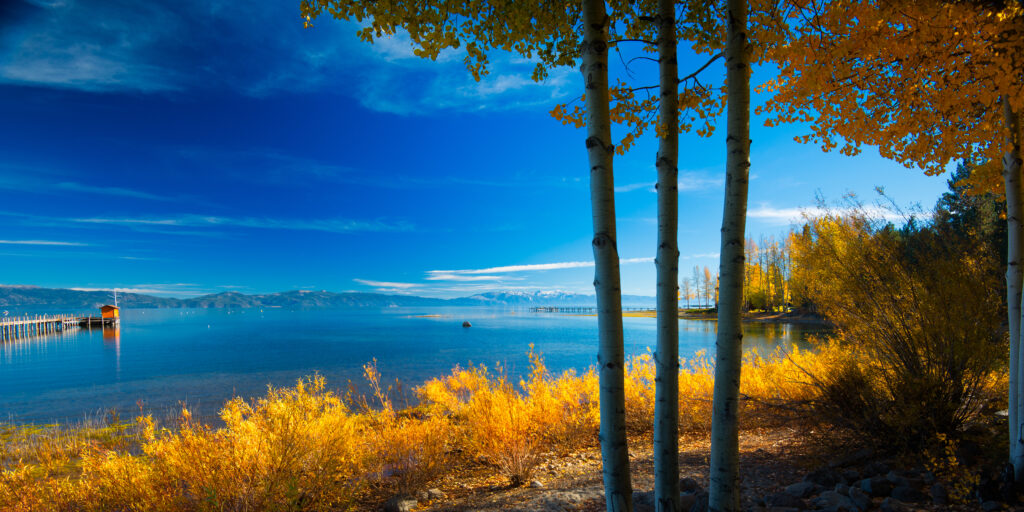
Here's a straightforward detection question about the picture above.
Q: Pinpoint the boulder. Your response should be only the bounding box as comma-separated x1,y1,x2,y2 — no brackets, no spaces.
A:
806,468,841,487
834,483,849,496
765,491,803,508
678,492,698,511
679,477,703,494
879,497,905,512
785,481,818,498
863,462,890,478
633,490,655,507
427,488,446,500
885,470,909,488
529,479,544,488
848,487,871,511
688,492,709,512
812,490,858,511
383,496,417,512
462,321,472,327
890,486,927,503
858,476,893,497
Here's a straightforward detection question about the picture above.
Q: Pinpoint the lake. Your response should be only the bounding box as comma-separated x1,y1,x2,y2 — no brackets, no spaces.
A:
0,308,825,424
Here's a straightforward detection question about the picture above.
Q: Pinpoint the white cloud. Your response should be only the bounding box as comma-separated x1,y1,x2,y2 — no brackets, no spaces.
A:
352,279,419,289
747,204,909,225
69,283,208,297
424,274,505,281
0,239,87,246
54,182,171,201
68,214,411,234
615,182,655,193
428,257,653,276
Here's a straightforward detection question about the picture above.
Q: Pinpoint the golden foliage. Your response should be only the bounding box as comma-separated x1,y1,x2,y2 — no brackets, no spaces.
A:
2,339,1007,510
790,202,1006,444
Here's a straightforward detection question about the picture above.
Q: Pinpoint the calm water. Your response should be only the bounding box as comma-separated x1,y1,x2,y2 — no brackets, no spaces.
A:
0,308,825,424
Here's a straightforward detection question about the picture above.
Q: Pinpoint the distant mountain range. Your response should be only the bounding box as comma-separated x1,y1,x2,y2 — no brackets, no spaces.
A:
0,285,655,310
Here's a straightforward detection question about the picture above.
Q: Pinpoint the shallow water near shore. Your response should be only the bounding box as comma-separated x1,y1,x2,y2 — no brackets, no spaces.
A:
0,307,825,424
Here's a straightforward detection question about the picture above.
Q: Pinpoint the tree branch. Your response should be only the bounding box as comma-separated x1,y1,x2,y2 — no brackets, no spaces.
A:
679,52,724,84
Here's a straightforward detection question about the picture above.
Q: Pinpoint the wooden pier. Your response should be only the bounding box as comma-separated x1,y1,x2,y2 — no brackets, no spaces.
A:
529,306,649,313
0,314,117,342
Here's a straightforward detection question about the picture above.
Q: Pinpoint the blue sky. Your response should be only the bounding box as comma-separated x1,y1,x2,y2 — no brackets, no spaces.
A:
0,0,950,298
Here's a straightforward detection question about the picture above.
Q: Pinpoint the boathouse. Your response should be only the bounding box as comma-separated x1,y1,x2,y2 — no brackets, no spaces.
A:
100,305,120,320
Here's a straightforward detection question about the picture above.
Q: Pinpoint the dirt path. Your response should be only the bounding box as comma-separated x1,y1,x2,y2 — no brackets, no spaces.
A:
385,427,819,512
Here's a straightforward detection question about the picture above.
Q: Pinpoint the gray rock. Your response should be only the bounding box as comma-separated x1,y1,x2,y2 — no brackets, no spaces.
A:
785,481,818,498
813,490,858,511
885,470,909,488
890,486,926,503
864,462,890,477
427,488,446,500
633,490,655,506
679,477,702,493
529,479,544,488
415,490,429,501
841,469,860,485
981,501,1003,512
859,476,893,497
834,483,849,496
879,497,905,512
688,492,708,512
929,483,947,505
806,468,841,487
679,492,698,511
383,496,418,512
765,491,803,508
848,487,871,511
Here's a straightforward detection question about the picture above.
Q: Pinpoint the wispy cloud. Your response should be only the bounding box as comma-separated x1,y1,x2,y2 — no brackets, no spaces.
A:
428,257,653,277
352,279,419,289
613,171,722,194
0,174,173,201
0,239,87,246
54,182,171,201
0,2,575,113
69,283,209,297
615,182,655,193
69,214,412,234
747,204,909,225
424,274,505,282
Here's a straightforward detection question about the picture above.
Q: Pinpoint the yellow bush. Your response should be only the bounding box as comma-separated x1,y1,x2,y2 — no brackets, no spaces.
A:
4,341,1006,510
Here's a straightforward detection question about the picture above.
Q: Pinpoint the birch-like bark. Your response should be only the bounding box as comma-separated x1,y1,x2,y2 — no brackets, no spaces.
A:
581,0,632,509
709,0,749,509
653,0,680,509
1002,98,1024,481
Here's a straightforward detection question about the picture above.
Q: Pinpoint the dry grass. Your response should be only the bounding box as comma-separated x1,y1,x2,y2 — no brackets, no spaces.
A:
0,342,1007,511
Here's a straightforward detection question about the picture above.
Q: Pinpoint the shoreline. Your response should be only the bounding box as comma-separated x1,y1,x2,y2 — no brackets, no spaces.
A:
617,309,831,326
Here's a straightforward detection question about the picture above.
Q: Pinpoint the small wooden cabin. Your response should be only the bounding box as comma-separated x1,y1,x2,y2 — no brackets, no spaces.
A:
100,305,120,320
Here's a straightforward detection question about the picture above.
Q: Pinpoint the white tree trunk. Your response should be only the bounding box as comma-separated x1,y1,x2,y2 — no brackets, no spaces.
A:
709,0,749,509
654,0,680,509
581,0,632,509
1003,98,1024,481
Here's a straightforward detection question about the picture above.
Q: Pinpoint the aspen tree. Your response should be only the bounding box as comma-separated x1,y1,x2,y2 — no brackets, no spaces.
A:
653,0,680,509
709,0,750,509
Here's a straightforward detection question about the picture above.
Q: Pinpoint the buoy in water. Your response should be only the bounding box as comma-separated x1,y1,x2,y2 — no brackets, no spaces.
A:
462,321,472,328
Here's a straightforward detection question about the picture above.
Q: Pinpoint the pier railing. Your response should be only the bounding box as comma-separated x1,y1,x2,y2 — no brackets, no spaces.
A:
1,314,116,342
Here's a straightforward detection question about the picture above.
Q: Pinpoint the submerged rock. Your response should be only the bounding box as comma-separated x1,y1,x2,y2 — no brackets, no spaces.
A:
462,321,472,327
